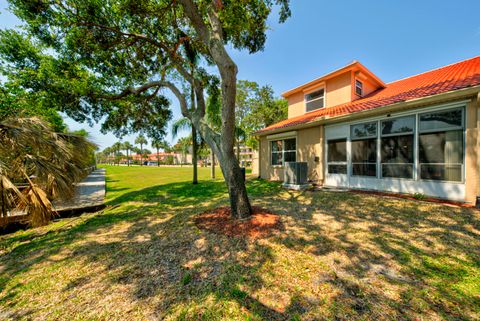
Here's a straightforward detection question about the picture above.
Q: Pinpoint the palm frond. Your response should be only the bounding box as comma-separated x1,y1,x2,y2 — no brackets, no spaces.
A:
0,117,95,227
171,117,192,139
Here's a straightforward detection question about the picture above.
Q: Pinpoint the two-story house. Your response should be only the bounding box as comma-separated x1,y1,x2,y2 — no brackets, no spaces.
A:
255,56,480,204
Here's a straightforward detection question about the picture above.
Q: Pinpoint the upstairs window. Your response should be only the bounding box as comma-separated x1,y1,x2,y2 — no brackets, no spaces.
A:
305,88,325,112
355,79,363,96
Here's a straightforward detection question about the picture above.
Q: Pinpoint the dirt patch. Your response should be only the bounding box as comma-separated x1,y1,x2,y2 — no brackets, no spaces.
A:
194,206,283,239
350,189,478,209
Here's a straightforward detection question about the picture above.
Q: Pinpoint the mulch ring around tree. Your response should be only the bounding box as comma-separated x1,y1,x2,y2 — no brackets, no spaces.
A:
194,206,283,239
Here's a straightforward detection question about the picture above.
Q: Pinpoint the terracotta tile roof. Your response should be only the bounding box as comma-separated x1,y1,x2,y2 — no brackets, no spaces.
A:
258,56,480,134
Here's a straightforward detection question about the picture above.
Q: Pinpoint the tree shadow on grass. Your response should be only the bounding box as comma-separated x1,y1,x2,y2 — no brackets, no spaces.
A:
1,179,479,320
255,189,480,320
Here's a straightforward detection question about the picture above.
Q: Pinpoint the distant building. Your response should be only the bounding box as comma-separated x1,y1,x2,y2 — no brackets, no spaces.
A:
128,152,192,165
234,144,255,168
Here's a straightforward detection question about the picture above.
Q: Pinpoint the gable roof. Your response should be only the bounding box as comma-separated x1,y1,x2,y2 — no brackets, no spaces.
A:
257,56,480,134
281,60,385,98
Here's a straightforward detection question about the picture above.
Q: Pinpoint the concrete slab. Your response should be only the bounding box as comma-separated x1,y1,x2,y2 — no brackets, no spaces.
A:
53,168,106,211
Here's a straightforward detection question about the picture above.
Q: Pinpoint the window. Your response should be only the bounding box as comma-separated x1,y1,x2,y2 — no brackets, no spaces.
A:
381,116,415,179
351,122,377,138
355,79,363,96
351,122,377,176
419,109,462,132
305,88,325,112
418,108,463,182
327,139,347,174
271,138,296,166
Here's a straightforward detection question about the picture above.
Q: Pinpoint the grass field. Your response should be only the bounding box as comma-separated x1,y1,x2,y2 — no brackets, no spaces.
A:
0,165,479,320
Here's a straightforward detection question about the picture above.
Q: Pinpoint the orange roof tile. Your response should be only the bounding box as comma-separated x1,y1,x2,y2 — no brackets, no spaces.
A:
258,56,480,134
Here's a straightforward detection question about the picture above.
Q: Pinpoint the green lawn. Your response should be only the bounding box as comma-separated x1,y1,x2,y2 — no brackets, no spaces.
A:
0,165,479,320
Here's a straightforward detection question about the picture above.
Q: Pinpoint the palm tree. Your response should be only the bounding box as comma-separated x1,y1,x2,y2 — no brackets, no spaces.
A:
135,135,148,166
151,139,168,167
0,117,95,227
172,118,198,184
104,147,114,164
122,142,134,166
112,142,123,166
205,87,222,179
174,137,191,167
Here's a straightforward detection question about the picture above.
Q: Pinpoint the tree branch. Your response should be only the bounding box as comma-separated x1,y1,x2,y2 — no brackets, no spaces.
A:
178,0,238,155
97,80,190,118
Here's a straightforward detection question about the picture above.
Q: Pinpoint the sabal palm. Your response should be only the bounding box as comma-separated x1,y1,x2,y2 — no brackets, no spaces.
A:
175,137,191,165
135,135,147,166
0,117,95,227
151,139,167,167
205,90,222,179
112,142,123,166
172,117,200,184
122,142,134,166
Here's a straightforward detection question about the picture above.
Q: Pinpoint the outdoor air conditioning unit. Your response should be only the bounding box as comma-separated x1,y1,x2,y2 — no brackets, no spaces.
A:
283,162,309,190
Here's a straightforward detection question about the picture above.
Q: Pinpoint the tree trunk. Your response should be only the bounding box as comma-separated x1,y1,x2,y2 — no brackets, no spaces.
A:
236,139,240,162
127,149,130,166
157,147,160,166
192,121,252,219
167,0,252,218
140,144,143,166
210,149,215,179
192,126,198,184
219,150,251,219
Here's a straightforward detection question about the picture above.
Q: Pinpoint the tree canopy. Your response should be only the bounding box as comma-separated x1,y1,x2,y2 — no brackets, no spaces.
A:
235,80,288,147
3,0,291,218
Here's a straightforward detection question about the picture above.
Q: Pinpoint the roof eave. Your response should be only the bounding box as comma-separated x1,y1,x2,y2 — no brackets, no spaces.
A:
281,61,358,98
256,84,480,136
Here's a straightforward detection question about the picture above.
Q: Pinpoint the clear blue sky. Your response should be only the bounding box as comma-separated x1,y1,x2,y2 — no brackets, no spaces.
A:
1,0,480,150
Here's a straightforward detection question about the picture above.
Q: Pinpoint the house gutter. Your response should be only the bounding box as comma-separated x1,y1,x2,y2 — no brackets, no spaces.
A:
256,84,480,137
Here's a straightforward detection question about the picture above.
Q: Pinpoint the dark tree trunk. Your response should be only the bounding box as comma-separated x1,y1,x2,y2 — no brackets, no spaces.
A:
169,0,253,218
219,152,251,219
127,149,130,166
157,147,160,166
192,125,198,184
236,139,240,162
211,149,215,179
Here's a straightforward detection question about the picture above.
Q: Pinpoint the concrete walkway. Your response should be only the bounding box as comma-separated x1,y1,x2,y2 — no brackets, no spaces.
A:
3,169,106,228
53,168,106,212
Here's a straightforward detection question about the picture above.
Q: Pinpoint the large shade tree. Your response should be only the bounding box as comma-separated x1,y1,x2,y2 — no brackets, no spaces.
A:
6,0,291,218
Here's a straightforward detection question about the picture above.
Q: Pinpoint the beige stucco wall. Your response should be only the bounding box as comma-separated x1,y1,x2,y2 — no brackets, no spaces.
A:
259,126,324,183
259,136,284,180
465,96,479,203
325,72,352,108
287,72,353,119
287,91,305,118
251,149,259,176
353,73,380,100
297,126,323,183
477,96,480,198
